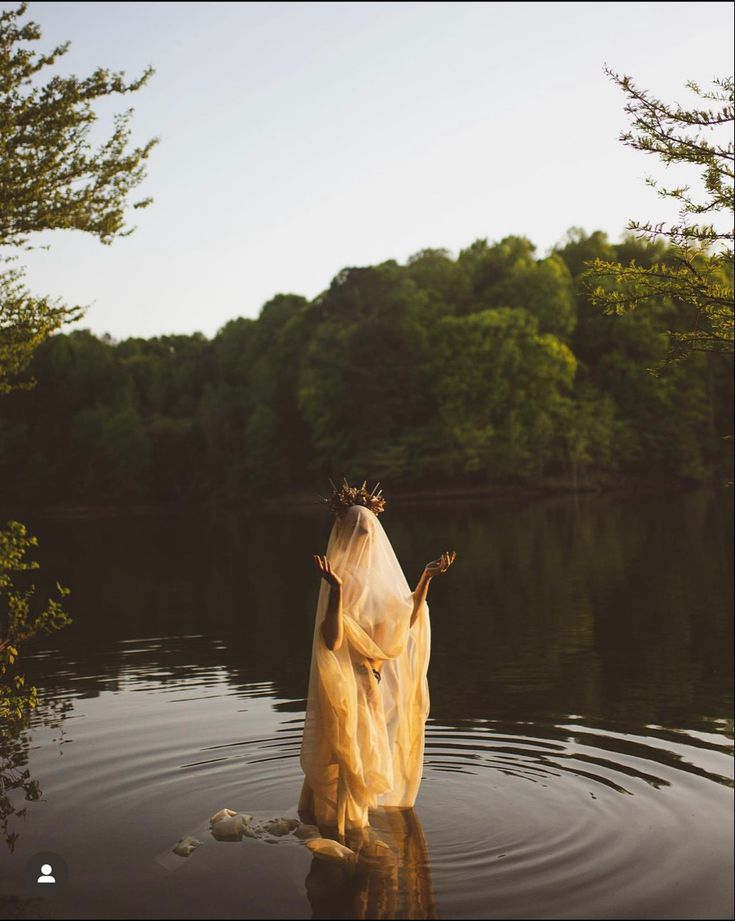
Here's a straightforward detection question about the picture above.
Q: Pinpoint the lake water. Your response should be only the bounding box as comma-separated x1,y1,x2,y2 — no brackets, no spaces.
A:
1,489,732,919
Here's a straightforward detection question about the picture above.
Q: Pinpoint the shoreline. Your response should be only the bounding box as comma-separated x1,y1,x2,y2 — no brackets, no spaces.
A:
1,476,728,519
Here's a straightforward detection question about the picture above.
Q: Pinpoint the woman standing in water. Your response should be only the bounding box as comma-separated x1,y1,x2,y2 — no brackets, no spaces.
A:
298,480,456,839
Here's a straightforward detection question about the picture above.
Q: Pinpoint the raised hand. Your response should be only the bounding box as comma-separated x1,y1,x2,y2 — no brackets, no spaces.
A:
423,550,457,577
313,554,343,588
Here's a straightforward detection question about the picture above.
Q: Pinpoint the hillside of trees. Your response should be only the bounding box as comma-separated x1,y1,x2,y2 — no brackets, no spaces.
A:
0,229,732,506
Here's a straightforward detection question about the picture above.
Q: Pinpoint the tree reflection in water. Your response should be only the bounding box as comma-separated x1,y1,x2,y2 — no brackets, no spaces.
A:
0,696,72,854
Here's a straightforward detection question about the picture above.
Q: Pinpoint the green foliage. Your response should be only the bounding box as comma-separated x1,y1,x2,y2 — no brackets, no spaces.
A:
0,1,159,391
428,308,576,477
0,265,84,395
0,521,71,721
585,69,734,357
1,1,158,723
554,384,620,487
1,230,729,501
457,236,577,338
0,2,158,247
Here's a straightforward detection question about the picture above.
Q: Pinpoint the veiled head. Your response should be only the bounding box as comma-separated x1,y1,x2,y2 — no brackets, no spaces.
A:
324,502,412,658
340,504,375,536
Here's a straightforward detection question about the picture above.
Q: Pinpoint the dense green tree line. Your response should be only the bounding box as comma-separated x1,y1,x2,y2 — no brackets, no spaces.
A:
0,229,731,505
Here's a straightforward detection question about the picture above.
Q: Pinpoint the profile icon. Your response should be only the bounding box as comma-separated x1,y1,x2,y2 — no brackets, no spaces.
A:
23,850,68,893
37,863,56,884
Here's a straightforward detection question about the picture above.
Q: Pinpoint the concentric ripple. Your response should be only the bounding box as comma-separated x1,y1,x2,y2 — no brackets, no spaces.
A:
2,635,731,921
419,720,733,919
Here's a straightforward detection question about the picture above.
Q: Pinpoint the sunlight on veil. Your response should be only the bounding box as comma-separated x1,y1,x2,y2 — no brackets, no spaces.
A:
298,503,431,837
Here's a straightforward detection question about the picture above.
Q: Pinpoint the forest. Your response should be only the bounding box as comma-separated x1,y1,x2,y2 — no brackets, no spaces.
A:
0,228,732,505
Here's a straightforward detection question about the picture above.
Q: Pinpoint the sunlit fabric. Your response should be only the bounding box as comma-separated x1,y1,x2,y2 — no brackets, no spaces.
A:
299,504,431,836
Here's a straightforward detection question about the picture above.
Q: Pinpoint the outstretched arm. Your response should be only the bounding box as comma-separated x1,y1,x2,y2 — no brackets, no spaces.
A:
322,584,343,651
410,571,432,628
411,550,457,627
314,555,343,651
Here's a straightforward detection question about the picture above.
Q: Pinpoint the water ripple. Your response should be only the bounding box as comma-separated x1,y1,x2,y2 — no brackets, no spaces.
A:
13,659,733,920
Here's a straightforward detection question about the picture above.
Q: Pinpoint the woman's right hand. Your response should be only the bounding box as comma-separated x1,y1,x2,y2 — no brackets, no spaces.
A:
313,555,342,588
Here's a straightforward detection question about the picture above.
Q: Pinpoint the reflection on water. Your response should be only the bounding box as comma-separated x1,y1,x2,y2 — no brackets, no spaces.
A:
305,809,437,920
0,696,72,854
0,489,732,919
9,487,733,729
0,726,41,856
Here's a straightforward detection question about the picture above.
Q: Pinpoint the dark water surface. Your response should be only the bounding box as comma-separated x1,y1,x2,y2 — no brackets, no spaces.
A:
1,489,732,919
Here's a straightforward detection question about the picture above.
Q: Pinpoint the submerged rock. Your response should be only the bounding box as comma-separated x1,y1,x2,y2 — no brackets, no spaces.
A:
172,835,202,857
209,807,238,824
205,808,344,853
210,813,253,839
305,837,357,863
261,817,300,837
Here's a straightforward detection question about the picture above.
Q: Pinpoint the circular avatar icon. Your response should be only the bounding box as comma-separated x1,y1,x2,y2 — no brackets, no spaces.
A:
22,850,69,895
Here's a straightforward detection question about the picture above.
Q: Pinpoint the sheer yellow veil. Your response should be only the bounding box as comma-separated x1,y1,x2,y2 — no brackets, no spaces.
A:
299,504,431,836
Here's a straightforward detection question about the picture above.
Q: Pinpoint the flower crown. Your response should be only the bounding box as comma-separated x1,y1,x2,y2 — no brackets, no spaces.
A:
320,477,386,520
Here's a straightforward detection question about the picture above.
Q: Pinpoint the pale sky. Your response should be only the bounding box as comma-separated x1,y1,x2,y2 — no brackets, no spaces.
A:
12,1,735,340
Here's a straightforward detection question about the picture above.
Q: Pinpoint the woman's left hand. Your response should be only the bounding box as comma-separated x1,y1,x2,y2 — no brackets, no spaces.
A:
424,550,457,577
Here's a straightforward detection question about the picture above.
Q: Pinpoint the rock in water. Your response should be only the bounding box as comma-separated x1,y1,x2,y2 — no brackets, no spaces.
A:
305,837,357,863
173,835,202,857
209,807,238,824
210,813,253,839
262,817,300,837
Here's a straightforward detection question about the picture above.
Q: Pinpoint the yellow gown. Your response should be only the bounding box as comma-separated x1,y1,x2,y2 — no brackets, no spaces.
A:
298,504,431,837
